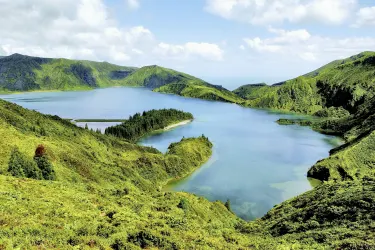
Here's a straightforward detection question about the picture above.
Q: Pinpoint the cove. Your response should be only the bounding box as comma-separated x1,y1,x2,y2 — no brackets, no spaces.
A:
0,87,341,220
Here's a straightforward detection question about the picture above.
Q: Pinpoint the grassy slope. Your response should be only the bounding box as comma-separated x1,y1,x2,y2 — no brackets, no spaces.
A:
0,99,296,249
234,51,375,115
3,98,370,249
305,96,375,182
0,54,137,92
123,65,244,103
254,180,375,249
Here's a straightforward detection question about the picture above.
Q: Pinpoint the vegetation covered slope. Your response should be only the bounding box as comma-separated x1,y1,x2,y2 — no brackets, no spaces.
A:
304,95,375,182
0,53,137,91
0,98,255,249
234,51,375,115
105,109,193,142
254,180,375,249
4,97,374,249
123,65,244,103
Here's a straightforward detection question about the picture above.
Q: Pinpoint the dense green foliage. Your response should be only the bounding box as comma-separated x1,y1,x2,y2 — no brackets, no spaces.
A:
7,145,55,180
105,109,193,141
255,180,375,249
0,54,137,91
234,51,375,115
8,147,42,179
123,65,244,103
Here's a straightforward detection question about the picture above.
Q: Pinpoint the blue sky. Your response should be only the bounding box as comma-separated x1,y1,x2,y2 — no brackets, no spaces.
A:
0,0,374,88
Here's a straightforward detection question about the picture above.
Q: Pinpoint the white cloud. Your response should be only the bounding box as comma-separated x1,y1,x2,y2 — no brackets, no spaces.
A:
239,45,245,50
153,42,224,61
243,27,375,62
0,0,153,63
353,6,375,27
205,0,357,25
0,0,222,67
126,0,140,10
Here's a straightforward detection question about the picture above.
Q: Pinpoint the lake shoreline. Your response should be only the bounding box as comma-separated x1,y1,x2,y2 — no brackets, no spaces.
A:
164,119,192,131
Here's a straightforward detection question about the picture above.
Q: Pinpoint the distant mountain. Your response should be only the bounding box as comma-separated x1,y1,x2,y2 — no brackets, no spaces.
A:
123,65,244,103
0,53,137,91
0,54,243,103
234,51,375,115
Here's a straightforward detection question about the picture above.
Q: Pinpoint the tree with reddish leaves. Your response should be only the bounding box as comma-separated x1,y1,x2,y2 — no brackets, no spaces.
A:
35,144,46,157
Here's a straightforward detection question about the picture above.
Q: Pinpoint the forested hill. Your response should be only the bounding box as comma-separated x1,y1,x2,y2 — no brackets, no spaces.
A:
105,109,193,141
0,53,243,104
123,65,244,103
233,51,375,115
0,53,138,91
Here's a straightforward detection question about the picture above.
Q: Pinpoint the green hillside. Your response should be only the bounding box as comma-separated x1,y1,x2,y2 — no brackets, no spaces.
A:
123,65,244,103
266,52,375,183
234,51,375,115
2,98,375,248
0,54,137,92
0,98,248,249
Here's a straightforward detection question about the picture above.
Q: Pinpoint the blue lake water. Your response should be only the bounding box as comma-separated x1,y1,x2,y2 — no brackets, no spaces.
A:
0,87,341,220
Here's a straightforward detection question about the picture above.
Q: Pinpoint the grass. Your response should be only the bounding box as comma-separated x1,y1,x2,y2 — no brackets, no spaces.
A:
3,97,370,249
0,54,137,92
234,51,375,115
123,65,244,103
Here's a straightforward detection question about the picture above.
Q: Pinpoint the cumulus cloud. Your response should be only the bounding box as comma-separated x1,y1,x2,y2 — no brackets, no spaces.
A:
205,0,357,25
0,0,155,63
243,27,375,62
153,42,224,61
0,0,225,67
353,6,375,27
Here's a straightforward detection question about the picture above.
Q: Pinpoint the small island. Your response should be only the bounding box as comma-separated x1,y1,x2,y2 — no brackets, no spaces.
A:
105,108,193,141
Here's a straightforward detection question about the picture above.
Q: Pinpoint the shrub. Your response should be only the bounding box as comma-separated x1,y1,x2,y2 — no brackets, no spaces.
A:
34,156,56,180
8,148,42,179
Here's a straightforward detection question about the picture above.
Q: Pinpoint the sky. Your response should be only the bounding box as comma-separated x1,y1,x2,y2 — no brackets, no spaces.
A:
0,0,374,88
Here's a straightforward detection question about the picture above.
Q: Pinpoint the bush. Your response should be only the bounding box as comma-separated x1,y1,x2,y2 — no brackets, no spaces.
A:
34,156,56,180
8,148,42,179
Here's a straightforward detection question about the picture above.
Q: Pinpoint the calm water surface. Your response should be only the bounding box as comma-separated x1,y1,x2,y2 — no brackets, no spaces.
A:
0,87,341,220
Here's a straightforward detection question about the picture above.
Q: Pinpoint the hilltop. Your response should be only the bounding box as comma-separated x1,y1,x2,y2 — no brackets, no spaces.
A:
234,51,375,115
0,54,243,103
123,65,244,103
0,54,137,91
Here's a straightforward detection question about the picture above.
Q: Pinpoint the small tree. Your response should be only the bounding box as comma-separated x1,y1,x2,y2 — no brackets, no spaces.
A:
225,199,232,212
8,148,25,177
35,144,46,157
34,156,56,180
8,147,42,179
85,123,89,130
